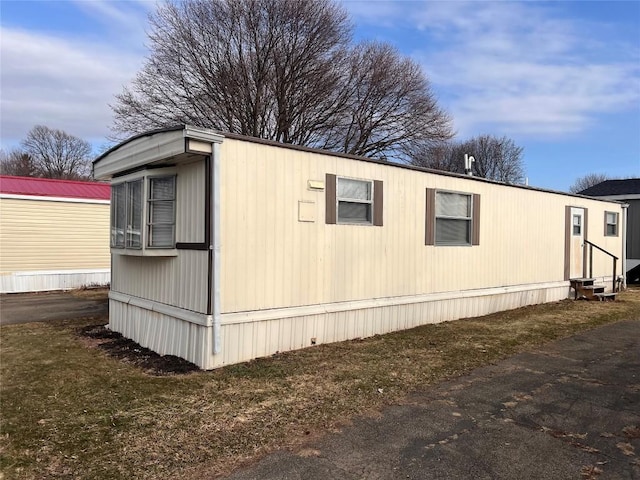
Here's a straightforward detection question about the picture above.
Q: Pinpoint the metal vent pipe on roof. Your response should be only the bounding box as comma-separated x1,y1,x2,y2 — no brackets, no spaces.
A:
464,154,475,176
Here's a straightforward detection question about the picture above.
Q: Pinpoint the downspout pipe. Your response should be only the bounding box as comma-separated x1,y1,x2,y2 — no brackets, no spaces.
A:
621,203,628,289
212,141,222,354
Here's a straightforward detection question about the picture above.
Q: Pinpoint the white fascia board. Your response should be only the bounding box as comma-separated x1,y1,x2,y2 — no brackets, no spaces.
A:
94,130,187,180
94,127,225,180
184,125,225,144
0,194,109,205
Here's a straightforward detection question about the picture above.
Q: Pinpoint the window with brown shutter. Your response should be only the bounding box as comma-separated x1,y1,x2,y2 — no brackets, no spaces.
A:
326,174,383,226
426,188,480,246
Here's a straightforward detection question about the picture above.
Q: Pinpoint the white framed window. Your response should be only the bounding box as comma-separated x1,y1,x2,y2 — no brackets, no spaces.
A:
111,170,176,254
148,176,176,247
605,211,618,236
435,191,472,245
337,177,373,225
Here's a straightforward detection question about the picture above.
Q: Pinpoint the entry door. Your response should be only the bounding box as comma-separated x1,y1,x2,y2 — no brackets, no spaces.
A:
570,207,585,278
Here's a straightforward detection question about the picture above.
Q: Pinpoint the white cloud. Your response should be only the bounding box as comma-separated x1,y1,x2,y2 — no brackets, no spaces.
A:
0,27,144,149
347,1,640,139
71,0,154,38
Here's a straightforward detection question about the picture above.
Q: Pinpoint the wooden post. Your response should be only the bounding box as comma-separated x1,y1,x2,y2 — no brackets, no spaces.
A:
613,258,617,292
589,245,593,279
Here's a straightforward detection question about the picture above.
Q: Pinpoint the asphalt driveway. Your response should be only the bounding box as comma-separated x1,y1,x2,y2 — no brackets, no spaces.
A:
0,289,108,325
227,320,640,480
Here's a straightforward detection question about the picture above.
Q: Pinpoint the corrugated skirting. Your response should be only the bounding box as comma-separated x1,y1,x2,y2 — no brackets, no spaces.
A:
107,282,569,370
1,269,110,293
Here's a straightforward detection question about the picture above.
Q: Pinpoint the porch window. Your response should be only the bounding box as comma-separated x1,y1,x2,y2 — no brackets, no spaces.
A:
111,172,176,252
605,211,618,236
148,176,176,247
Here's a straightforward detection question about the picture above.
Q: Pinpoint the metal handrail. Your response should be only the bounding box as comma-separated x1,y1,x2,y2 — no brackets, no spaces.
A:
584,239,619,292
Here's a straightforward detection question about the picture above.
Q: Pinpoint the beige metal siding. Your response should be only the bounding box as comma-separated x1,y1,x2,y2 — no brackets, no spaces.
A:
0,197,110,273
176,160,206,243
111,250,208,312
219,138,623,314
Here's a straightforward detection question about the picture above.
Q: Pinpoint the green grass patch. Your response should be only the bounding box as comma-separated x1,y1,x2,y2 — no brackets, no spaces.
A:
2,289,639,479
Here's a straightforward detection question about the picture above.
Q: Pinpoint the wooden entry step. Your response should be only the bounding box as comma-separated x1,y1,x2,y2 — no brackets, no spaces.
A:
594,292,618,301
570,278,607,300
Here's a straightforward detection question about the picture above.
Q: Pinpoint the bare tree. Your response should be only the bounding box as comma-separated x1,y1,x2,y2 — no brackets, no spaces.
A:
319,42,452,158
0,149,38,177
410,135,525,184
21,125,92,180
569,173,609,194
111,0,452,161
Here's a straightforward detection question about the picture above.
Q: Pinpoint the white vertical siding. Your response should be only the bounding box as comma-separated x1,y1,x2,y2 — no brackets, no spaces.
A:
109,300,214,369
0,269,110,293
213,282,568,368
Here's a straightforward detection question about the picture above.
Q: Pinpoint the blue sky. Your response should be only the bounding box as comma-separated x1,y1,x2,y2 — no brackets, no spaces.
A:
1,0,639,191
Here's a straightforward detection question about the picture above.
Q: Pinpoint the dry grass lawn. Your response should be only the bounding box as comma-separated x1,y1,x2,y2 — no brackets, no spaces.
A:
2,288,640,479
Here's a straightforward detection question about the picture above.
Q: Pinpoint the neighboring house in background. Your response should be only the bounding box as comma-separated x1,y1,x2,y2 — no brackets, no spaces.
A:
0,175,111,293
579,178,640,283
93,125,625,370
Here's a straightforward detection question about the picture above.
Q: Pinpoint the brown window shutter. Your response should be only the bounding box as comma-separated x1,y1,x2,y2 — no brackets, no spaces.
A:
373,180,383,226
472,194,481,245
326,173,336,224
425,188,435,245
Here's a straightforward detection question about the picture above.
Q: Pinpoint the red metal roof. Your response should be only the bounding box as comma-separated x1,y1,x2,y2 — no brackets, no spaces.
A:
0,175,110,200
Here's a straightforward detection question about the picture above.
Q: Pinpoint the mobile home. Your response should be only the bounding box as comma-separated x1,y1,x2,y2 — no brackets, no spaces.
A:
0,175,111,293
93,126,625,369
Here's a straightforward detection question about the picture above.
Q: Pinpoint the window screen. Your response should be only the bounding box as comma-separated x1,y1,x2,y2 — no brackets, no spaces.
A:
573,214,581,235
111,183,126,247
605,212,618,236
126,180,142,248
148,176,176,247
435,192,472,245
337,177,373,224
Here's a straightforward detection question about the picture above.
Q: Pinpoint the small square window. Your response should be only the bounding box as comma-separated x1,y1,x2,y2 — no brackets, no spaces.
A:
605,211,618,236
572,214,581,236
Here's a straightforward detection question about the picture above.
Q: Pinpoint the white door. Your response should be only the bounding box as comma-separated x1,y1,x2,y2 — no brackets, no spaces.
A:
570,207,585,278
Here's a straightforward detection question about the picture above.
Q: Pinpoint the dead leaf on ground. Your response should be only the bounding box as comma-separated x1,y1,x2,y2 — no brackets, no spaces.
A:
616,442,636,457
580,465,603,479
622,425,640,439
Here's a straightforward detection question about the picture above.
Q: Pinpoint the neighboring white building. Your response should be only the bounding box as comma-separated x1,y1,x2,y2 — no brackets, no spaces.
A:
0,175,111,293
93,126,625,369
